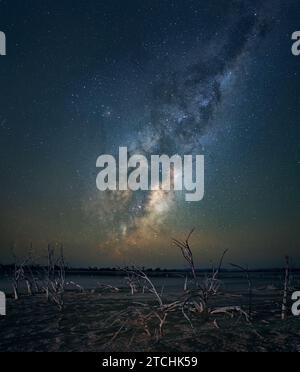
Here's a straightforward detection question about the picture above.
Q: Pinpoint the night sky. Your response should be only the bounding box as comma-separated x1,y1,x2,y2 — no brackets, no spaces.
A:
0,0,299,268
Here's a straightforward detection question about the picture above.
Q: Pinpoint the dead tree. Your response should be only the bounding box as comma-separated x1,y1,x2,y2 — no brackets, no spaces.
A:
124,270,139,295
103,231,250,344
203,249,229,299
173,229,249,326
281,256,290,320
120,267,183,338
126,267,163,307
231,263,253,320
173,230,228,310
11,248,33,300
173,228,197,284
42,245,66,310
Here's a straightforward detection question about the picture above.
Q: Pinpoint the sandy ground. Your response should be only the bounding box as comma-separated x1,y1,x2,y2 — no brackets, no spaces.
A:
0,289,299,352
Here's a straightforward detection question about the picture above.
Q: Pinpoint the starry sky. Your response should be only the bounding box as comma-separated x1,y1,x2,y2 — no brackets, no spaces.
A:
0,0,299,268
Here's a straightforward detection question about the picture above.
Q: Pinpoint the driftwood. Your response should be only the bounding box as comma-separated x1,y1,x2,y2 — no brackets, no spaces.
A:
67,281,85,292
97,283,120,293
105,234,248,344
211,306,249,322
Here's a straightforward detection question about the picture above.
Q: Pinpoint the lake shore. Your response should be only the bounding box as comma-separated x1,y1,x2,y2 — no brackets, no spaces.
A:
0,288,299,352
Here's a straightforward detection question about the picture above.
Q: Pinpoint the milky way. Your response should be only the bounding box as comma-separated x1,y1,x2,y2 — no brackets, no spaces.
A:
87,1,276,251
1,0,298,267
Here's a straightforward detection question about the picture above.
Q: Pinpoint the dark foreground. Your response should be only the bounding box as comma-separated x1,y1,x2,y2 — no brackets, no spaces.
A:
0,289,299,352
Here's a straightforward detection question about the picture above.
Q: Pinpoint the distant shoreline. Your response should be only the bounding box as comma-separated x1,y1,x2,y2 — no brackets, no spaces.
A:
1,266,300,278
